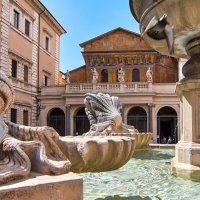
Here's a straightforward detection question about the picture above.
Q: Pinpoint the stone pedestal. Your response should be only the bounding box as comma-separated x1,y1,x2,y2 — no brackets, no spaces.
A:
0,173,83,200
172,80,200,180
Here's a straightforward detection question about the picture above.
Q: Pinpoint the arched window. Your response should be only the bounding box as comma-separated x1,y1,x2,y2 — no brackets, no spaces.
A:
47,108,65,136
101,69,108,83
132,69,140,82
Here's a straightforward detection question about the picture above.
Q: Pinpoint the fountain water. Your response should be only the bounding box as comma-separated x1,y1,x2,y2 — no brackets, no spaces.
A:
130,0,200,180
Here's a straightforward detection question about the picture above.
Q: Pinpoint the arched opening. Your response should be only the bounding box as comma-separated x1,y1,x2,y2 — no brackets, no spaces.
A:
101,69,108,83
127,106,147,132
132,69,140,82
74,107,90,135
47,108,65,136
157,106,177,144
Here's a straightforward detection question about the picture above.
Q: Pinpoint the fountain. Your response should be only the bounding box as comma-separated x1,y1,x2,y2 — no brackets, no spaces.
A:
83,93,152,150
0,70,135,199
129,0,200,180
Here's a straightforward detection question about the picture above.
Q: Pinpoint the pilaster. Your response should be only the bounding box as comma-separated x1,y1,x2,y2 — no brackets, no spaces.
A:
0,0,9,75
147,103,153,132
66,105,70,136
55,34,60,85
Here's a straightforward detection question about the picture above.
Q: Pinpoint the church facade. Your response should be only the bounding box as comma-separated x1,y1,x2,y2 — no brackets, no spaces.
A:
39,28,180,144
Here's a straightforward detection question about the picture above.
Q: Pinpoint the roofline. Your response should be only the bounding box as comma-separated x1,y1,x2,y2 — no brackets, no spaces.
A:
69,65,86,73
37,0,67,34
79,27,140,47
81,50,156,54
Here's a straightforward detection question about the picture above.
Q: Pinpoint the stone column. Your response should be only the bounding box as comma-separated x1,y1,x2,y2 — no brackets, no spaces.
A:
121,104,125,123
66,105,70,136
172,38,200,180
147,104,153,132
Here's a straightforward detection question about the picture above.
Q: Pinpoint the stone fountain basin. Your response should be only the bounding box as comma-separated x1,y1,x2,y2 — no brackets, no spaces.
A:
130,0,200,57
57,136,135,173
110,132,152,149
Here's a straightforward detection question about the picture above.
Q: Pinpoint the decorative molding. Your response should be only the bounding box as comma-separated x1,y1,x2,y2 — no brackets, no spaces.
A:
43,28,53,38
42,69,52,75
26,0,66,35
9,49,33,66
11,0,35,21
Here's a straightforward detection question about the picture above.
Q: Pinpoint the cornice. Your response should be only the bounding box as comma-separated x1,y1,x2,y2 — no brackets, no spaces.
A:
11,0,35,21
26,0,66,35
8,49,33,65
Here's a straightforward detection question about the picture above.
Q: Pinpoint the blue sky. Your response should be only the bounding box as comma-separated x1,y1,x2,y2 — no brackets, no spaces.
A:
40,0,140,72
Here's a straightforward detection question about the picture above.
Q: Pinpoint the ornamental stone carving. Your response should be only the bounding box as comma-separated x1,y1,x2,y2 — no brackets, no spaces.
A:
0,71,136,184
146,67,153,82
84,92,152,149
65,70,71,84
91,68,98,84
118,67,125,83
84,93,139,135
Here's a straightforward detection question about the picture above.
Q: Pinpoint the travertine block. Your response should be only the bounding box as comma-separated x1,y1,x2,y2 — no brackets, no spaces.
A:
0,173,83,200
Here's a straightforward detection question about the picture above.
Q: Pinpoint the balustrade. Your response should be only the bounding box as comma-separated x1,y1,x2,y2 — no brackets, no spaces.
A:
65,82,150,93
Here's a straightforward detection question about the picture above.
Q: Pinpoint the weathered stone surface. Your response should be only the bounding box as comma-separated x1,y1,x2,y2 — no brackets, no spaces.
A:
0,173,83,200
0,70,137,184
83,93,152,149
58,136,135,172
111,132,152,149
84,93,139,135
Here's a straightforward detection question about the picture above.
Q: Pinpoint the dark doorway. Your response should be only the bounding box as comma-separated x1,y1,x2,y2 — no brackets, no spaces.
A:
157,106,177,144
127,106,147,132
74,107,90,135
47,108,65,136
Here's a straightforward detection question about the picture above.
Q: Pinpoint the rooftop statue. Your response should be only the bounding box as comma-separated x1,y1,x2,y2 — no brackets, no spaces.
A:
91,68,98,84
0,71,135,184
65,70,71,84
118,67,125,83
146,67,153,82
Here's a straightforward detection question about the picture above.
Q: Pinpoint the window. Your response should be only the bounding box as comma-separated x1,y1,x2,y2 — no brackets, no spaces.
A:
23,110,29,126
11,108,17,123
44,75,48,86
101,69,108,83
106,57,110,65
25,19,30,37
45,36,50,51
13,10,19,29
132,69,140,82
24,65,28,82
11,59,17,78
